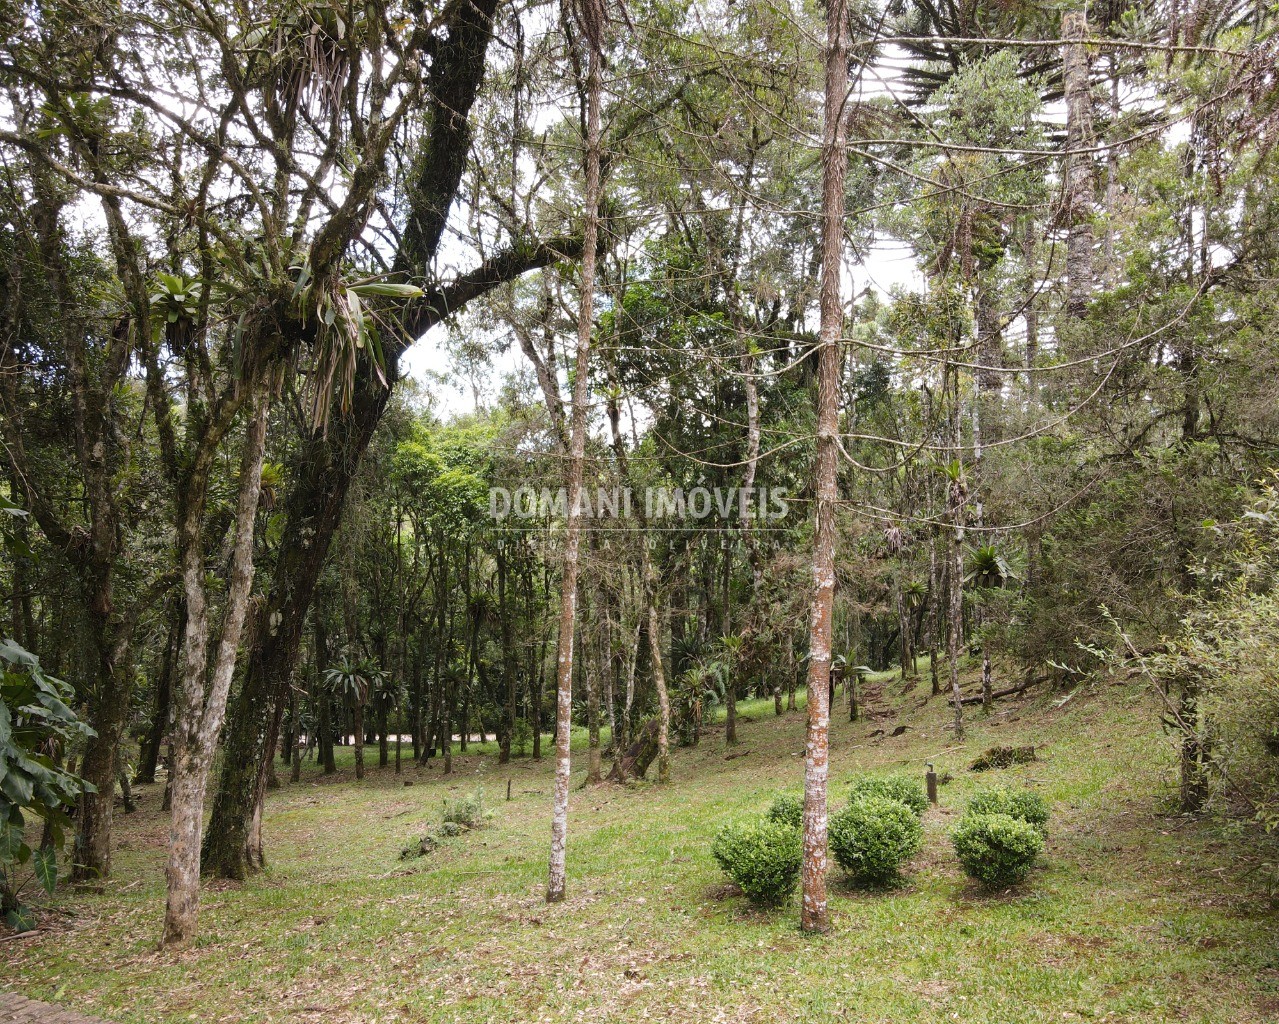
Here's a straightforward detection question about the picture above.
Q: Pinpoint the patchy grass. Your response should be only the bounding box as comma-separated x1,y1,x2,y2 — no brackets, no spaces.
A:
5,661,1279,1023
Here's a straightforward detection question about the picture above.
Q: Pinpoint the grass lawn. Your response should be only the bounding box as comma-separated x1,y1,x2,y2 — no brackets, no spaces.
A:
5,663,1279,1023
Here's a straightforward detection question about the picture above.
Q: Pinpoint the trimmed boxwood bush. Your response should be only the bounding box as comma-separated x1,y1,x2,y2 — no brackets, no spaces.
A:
951,812,1044,887
829,795,923,885
766,792,803,829
965,786,1050,835
848,773,929,817
711,818,803,905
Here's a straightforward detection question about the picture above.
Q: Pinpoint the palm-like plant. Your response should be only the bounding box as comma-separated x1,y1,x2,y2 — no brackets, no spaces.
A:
673,659,727,747
965,545,1015,589
322,658,383,780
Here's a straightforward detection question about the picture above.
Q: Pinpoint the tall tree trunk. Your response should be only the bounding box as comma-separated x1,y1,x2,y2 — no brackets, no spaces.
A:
622,617,638,750
163,386,270,947
497,543,515,764
647,598,671,783
72,651,134,882
136,605,181,785
947,373,967,741
972,392,992,712
353,701,365,780
800,0,848,935
547,19,601,904
585,619,602,785
1063,11,1096,316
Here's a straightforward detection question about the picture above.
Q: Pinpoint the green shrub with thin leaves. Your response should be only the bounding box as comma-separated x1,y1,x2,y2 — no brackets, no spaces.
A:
965,786,1050,836
442,788,487,828
829,796,923,885
512,718,533,757
766,792,803,829
951,812,1044,887
1,639,94,930
711,818,802,906
848,773,929,817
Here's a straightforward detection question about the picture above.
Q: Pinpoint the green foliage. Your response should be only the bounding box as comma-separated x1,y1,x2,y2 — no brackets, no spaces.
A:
399,834,439,860
848,773,929,817
442,789,487,829
1147,471,1279,828
965,546,1015,589
0,640,94,927
951,812,1044,888
711,818,803,906
766,792,803,829
828,796,924,886
965,787,1050,835
969,745,1036,772
512,718,533,758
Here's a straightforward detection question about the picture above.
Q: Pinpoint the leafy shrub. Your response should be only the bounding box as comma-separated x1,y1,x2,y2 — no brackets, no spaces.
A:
848,773,929,817
442,788,487,828
766,792,803,829
1146,474,1279,827
969,745,1036,772
966,786,1050,835
1,639,94,930
711,818,803,906
512,718,534,757
951,812,1044,887
399,834,439,859
829,796,923,885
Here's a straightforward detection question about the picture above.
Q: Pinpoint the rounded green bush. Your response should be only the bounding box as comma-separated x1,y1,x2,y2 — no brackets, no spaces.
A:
951,812,1044,887
848,773,929,817
711,818,803,906
965,786,1050,835
766,792,803,829
829,795,923,885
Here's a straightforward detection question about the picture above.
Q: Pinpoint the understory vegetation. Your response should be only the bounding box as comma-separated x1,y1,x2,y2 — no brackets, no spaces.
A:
6,679,1279,1023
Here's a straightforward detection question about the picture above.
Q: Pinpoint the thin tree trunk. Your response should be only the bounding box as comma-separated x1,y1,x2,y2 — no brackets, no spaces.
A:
972,393,992,712
585,625,602,784
547,20,601,903
647,598,671,783
800,0,848,935
1063,11,1096,316
353,702,365,779
136,607,181,785
498,543,516,764
947,374,967,741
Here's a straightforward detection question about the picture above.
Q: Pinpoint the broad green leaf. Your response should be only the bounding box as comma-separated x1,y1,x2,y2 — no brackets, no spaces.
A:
33,845,56,894
5,905,36,933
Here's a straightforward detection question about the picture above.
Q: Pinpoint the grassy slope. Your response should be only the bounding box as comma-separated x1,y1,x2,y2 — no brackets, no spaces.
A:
5,665,1279,1023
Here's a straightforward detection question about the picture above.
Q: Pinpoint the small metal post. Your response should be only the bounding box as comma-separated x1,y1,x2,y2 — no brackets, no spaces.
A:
926,762,938,805
506,779,512,802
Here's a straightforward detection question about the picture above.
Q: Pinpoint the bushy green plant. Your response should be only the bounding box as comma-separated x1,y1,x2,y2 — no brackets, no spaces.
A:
829,795,923,885
966,786,1050,835
766,792,803,829
512,718,533,757
1,639,94,930
711,818,802,906
969,745,1036,772
848,773,929,817
951,812,1044,887
442,788,487,828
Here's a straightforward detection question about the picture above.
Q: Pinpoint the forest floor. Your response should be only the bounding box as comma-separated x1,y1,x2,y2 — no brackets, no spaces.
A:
4,661,1279,1023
